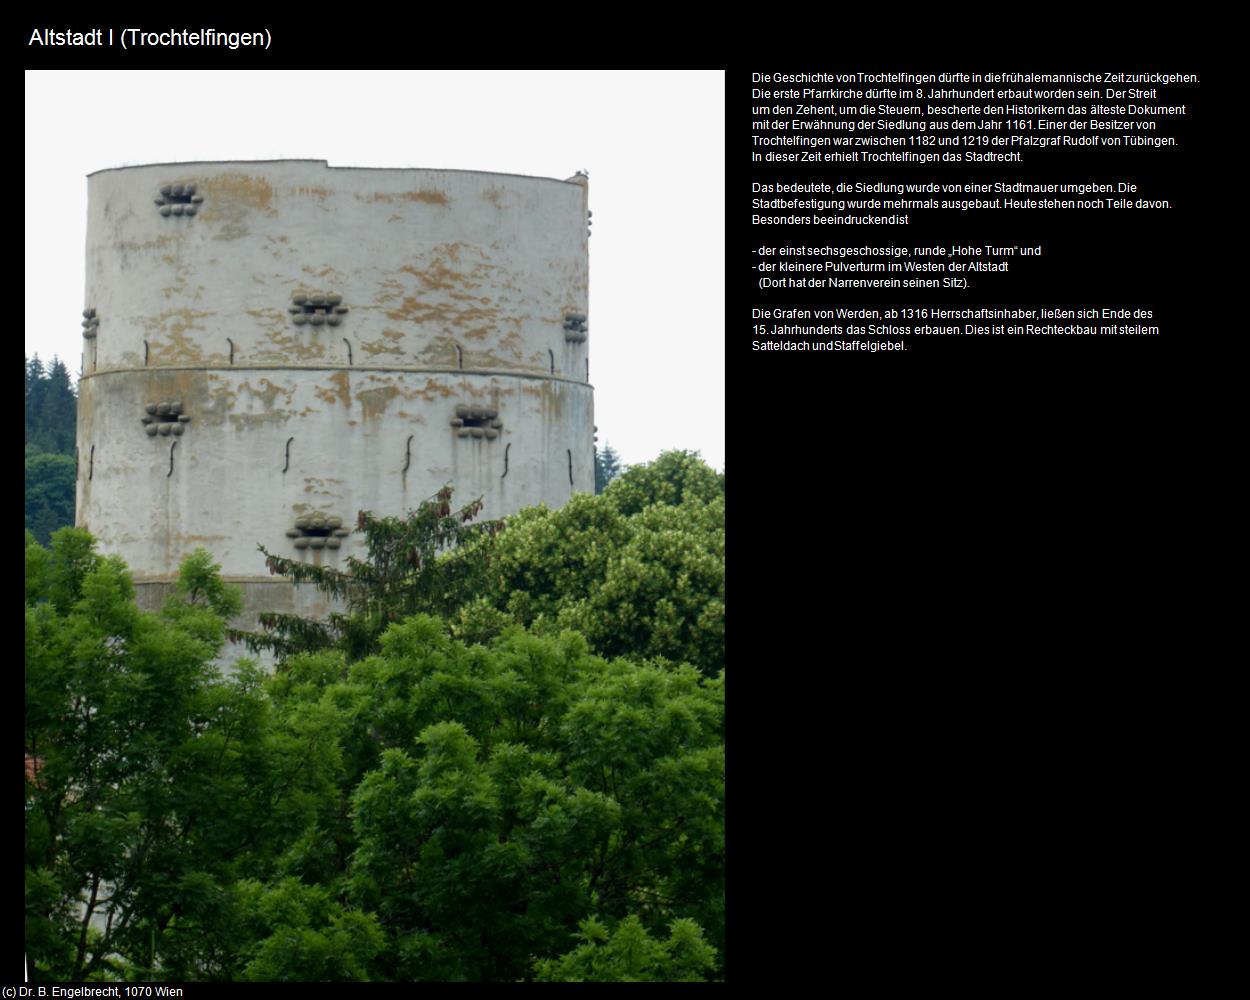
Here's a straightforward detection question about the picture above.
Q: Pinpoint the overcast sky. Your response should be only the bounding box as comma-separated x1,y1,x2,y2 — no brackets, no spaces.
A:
24,70,725,471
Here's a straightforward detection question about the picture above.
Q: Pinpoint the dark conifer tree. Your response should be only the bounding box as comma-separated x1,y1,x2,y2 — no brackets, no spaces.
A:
594,442,623,494
25,355,78,541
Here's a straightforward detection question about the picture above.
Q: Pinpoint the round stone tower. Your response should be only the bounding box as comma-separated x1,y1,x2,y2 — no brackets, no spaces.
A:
77,160,593,631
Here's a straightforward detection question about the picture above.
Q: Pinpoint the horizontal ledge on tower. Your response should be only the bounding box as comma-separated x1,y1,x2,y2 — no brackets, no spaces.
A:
79,364,595,388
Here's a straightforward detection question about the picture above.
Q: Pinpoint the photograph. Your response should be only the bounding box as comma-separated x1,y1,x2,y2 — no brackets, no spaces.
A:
25,68,726,983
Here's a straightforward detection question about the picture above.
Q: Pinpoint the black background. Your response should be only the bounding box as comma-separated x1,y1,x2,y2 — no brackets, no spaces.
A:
729,39,1217,981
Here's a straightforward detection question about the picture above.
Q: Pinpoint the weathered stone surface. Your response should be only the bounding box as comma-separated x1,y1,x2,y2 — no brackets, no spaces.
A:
78,161,595,667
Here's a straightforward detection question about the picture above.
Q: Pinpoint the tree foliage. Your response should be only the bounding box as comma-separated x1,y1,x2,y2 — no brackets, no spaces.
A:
277,617,725,981
26,452,726,981
26,355,78,457
25,356,78,543
445,450,725,675
26,452,76,546
533,915,718,982
25,533,362,981
594,442,623,494
243,453,724,676
234,487,500,662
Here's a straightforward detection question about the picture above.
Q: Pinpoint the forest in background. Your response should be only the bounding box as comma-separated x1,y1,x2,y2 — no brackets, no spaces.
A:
25,356,78,545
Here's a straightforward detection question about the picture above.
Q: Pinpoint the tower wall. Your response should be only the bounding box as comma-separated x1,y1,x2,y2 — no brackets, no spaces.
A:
77,161,593,629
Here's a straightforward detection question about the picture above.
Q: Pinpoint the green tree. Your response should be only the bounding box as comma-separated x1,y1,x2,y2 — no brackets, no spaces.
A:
40,357,79,455
271,617,725,981
252,616,724,980
242,455,724,675
594,443,623,494
533,915,718,982
25,533,345,981
236,486,499,662
25,452,77,545
444,451,725,675
25,355,79,541
27,532,724,980
26,454,725,981
25,354,77,456
26,354,47,445
600,449,723,517
229,878,384,981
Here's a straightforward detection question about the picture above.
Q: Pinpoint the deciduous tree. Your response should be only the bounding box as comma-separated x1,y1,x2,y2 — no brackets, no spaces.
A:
25,533,351,981
445,451,725,674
